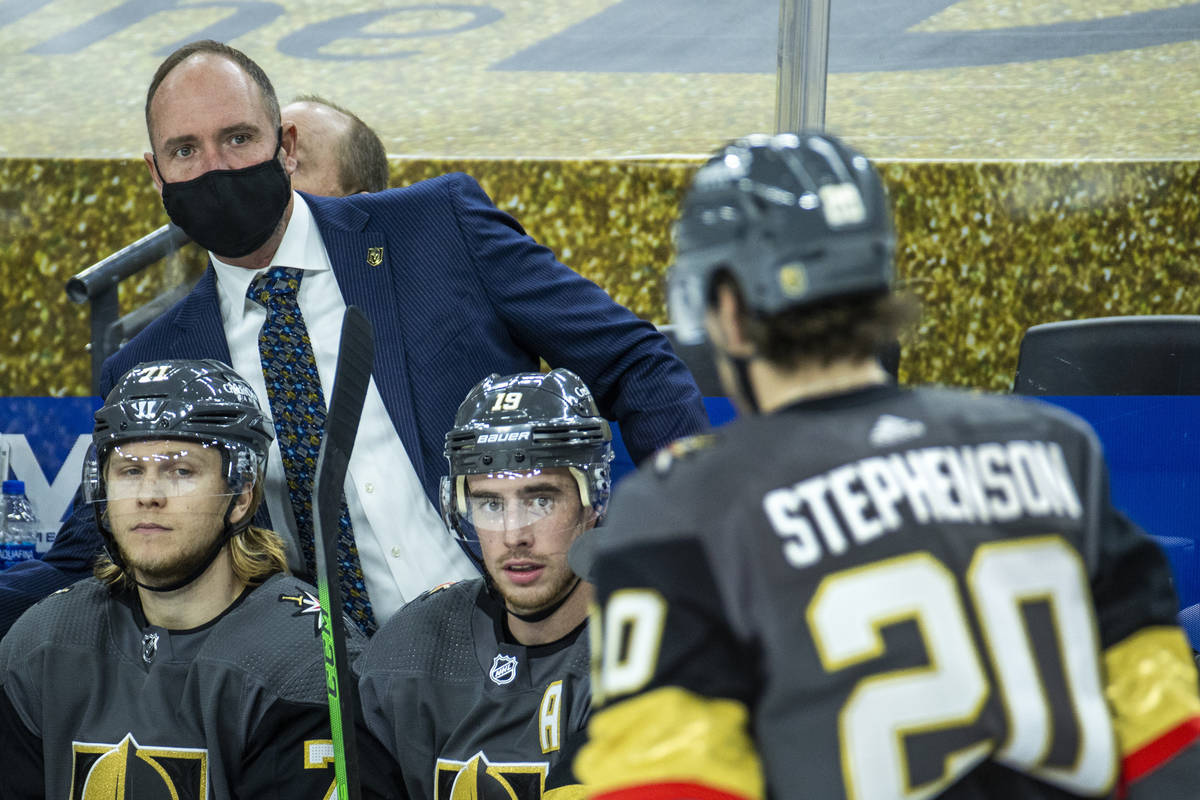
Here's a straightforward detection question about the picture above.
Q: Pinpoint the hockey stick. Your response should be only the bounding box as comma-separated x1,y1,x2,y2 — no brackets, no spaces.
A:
312,305,374,800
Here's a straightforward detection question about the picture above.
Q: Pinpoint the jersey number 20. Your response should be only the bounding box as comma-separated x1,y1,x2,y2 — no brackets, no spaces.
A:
808,536,1117,799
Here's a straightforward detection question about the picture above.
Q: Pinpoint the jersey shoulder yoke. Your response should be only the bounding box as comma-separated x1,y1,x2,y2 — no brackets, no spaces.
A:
359,578,482,680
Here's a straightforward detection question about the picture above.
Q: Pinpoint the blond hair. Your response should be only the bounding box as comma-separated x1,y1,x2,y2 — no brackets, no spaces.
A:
95,524,290,590
94,479,288,589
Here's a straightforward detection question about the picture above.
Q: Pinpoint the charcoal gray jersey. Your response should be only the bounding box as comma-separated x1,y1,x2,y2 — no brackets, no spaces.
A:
0,572,401,800
580,385,1200,799
358,578,590,799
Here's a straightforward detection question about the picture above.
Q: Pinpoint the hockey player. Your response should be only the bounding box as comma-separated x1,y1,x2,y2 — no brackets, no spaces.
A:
358,369,611,799
576,133,1200,799
0,359,400,799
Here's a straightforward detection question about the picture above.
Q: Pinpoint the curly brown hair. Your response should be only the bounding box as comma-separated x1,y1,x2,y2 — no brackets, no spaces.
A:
714,273,917,370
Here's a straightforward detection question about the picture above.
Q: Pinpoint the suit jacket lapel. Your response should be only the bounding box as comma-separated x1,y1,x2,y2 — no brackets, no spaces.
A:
305,194,425,485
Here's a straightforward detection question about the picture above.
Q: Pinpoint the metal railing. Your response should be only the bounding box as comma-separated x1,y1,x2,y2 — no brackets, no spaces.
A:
65,224,191,394
776,0,832,133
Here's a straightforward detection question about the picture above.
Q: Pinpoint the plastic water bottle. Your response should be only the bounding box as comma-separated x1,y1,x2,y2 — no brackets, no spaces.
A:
1,480,39,569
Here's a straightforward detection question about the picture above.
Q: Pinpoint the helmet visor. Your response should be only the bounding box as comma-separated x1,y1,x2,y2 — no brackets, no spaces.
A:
85,440,257,505
441,469,594,555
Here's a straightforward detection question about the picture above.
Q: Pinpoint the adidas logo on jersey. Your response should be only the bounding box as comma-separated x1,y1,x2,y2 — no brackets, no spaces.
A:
869,414,926,448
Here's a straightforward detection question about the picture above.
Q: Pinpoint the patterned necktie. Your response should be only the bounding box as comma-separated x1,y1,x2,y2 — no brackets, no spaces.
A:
248,267,376,635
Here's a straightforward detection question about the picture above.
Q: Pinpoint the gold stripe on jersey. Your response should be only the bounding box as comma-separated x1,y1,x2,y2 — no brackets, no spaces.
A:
576,686,763,799
1103,626,1200,764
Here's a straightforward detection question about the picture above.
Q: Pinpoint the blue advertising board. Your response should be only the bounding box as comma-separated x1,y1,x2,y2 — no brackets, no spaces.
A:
1,397,102,543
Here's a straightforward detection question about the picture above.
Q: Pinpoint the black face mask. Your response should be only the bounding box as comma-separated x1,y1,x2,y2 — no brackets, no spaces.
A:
157,130,291,258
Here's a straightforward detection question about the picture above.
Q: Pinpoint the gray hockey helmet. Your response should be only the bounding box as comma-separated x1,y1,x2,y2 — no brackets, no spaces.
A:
440,369,613,545
669,131,896,345
84,359,274,518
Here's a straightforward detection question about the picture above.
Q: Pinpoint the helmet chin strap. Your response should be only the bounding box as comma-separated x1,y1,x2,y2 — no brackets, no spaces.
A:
727,354,761,415
506,577,582,623
135,538,227,593
459,507,597,628
706,298,762,415
479,556,584,625
129,494,249,594
712,342,761,415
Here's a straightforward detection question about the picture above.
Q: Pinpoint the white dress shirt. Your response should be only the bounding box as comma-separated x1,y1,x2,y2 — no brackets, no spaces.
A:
210,193,477,623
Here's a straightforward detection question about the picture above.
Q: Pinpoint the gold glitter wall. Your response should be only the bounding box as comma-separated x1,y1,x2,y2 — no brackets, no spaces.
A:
0,158,208,397
887,160,1200,391
2,157,1198,397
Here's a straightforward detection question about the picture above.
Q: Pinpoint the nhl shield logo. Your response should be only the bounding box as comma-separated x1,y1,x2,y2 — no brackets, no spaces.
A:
489,653,518,685
366,246,384,267
141,632,159,664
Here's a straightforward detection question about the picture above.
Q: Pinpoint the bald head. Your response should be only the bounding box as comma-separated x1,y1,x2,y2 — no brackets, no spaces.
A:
143,52,293,197
146,40,279,153
282,101,355,197
282,96,389,196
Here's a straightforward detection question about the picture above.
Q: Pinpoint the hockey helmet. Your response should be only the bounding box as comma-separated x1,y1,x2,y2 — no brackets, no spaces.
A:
668,131,896,345
440,369,613,547
84,359,274,524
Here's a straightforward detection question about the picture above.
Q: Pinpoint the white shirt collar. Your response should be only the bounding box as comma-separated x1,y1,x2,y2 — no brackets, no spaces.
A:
211,192,332,326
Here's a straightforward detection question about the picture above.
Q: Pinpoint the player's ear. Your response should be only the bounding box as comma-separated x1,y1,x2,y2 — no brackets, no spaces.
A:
280,120,298,176
580,507,600,531
709,283,755,358
228,485,254,526
144,151,165,195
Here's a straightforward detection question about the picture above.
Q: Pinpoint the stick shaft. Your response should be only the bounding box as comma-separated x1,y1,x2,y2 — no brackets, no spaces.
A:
311,305,374,800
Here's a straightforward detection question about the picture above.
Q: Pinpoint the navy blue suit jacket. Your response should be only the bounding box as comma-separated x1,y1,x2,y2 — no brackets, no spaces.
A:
0,174,707,635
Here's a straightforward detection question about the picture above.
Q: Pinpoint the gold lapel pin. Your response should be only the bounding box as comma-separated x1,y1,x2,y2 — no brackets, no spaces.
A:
366,246,384,267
